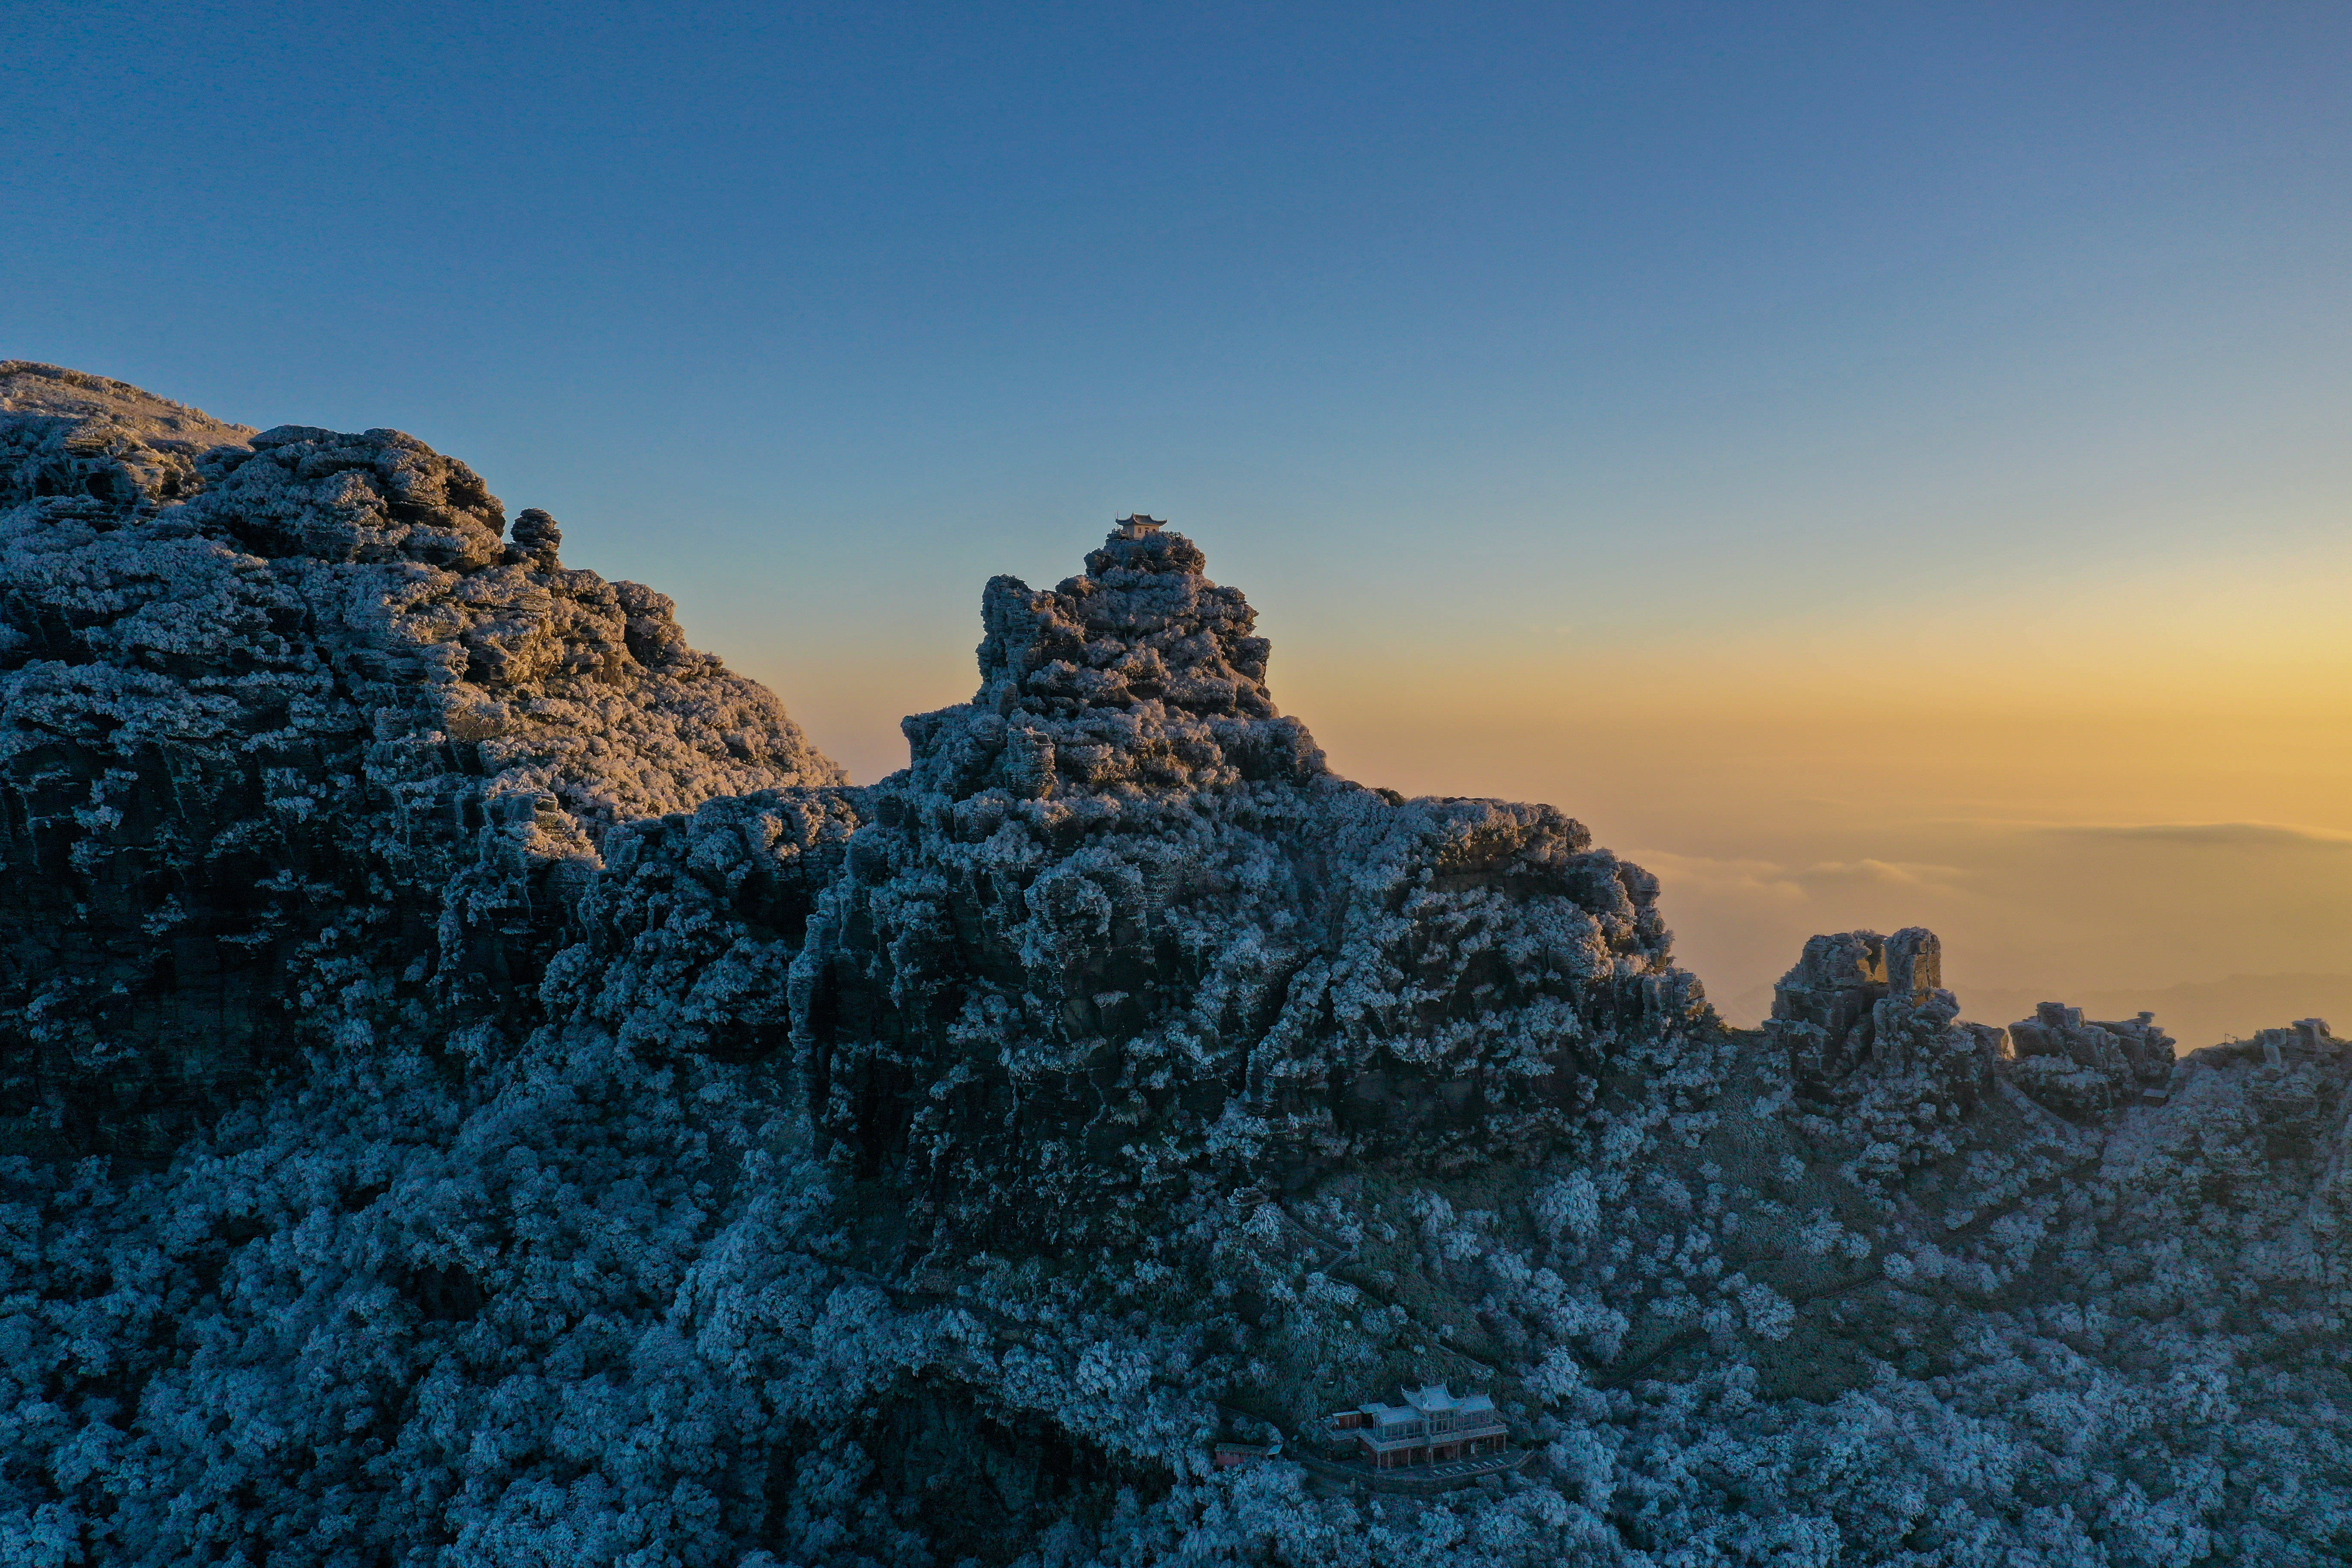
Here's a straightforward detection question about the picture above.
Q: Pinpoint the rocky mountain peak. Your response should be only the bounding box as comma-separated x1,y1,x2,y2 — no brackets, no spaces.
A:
0,359,255,508
0,370,842,1158
910,519,1323,797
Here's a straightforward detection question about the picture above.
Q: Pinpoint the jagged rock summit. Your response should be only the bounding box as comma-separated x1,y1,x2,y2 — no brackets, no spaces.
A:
10,376,2352,1568
905,512,1324,799
0,360,257,507
0,367,841,1157
740,514,1702,1239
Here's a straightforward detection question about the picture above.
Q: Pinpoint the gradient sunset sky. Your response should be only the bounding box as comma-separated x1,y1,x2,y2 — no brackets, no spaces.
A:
9,2,2348,1038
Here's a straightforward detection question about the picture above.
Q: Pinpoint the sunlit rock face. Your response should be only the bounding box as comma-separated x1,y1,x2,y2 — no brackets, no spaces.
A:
798,518,1709,1244
0,363,842,1158
0,360,258,508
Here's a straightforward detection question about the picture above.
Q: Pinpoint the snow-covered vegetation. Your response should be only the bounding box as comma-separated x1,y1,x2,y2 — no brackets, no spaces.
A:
2,365,2347,1565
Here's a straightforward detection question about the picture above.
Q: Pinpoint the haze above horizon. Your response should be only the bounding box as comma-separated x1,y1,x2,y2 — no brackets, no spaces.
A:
7,1,2347,1042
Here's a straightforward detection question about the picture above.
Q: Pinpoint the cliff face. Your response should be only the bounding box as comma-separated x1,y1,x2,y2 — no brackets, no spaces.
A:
0,362,841,1159
6,371,2352,1568
799,519,1703,1246
0,371,1698,1196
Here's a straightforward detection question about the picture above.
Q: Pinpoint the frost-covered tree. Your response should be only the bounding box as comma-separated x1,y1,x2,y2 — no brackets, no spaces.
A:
4,370,2349,1567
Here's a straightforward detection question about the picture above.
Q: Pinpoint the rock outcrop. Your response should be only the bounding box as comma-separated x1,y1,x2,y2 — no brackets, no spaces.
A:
2006,1001,2177,1118
1767,928,2000,1096
0,363,841,1159
0,360,256,508
12,372,2352,1568
572,516,1711,1247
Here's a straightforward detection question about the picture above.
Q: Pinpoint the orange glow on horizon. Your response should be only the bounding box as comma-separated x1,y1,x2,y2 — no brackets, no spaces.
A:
748,546,2352,1052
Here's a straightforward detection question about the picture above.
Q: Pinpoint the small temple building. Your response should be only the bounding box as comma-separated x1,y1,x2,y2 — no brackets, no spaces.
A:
1325,1383,1510,1472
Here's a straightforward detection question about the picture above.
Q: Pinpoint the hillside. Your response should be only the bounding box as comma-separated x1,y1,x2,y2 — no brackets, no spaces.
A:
3,368,2348,1567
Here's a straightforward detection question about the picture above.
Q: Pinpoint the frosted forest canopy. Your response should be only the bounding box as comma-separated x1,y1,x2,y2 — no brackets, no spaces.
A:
1,362,2346,1566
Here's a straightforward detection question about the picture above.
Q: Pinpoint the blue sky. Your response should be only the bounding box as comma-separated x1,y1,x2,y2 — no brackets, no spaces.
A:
8,1,2350,1025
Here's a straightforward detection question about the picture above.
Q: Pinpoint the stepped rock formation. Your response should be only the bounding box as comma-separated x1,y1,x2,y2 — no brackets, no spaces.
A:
6,370,2352,1568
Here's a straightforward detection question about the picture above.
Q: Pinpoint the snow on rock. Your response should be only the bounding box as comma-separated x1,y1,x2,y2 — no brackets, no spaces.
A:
2006,1001,2177,1118
796,519,1708,1244
6,375,2352,1567
1763,927,2006,1179
0,379,840,1158
0,359,257,508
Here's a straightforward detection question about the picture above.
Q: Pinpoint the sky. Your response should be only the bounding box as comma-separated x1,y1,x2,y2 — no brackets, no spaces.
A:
7,1,2349,1041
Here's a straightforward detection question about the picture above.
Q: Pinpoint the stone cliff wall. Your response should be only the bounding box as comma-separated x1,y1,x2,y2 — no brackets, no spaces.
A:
0,363,842,1158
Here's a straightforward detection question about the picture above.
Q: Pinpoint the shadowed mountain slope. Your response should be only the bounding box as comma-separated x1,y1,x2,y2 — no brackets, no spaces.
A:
799,517,1705,1247
3,373,2350,1568
0,362,841,1157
